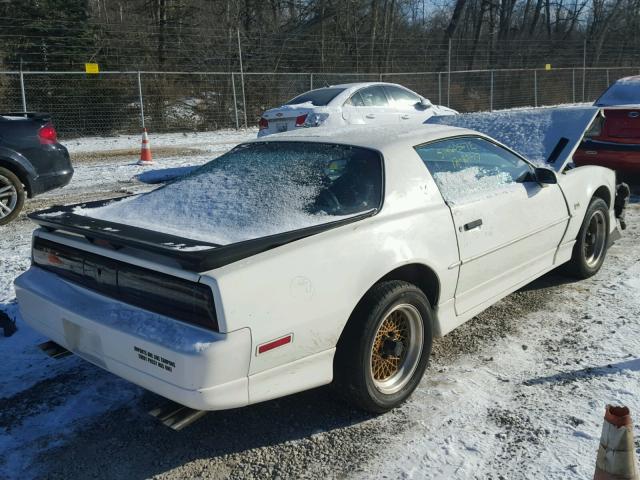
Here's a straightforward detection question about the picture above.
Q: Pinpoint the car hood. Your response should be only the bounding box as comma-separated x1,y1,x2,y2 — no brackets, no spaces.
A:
426,106,599,172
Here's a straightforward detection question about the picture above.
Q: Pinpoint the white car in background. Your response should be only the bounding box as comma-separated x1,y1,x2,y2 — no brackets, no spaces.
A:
257,82,456,137
16,108,626,417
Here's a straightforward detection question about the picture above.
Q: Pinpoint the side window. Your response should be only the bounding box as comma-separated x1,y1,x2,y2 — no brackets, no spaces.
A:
414,137,533,204
346,91,365,107
385,86,421,108
358,86,389,107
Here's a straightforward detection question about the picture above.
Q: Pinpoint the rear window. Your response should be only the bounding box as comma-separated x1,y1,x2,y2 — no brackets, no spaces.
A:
595,79,640,106
286,88,345,106
80,142,383,245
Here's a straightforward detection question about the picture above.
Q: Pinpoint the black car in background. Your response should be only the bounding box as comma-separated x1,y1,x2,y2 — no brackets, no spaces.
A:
0,112,73,225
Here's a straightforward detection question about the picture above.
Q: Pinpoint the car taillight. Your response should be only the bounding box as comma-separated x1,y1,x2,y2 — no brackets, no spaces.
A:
38,123,58,144
585,114,604,138
32,237,219,331
295,114,308,127
258,117,269,130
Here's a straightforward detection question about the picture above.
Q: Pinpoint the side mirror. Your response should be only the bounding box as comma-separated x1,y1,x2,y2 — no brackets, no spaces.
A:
416,98,432,109
534,167,557,185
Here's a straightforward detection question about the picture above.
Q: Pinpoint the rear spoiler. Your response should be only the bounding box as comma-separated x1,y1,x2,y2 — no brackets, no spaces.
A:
29,199,376,272
0,112,51,121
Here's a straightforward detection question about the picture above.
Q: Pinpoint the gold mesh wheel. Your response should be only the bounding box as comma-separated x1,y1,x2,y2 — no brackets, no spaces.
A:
370,304,424,395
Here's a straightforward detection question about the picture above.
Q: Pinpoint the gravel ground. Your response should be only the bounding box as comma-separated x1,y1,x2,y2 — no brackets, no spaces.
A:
0,140,639,479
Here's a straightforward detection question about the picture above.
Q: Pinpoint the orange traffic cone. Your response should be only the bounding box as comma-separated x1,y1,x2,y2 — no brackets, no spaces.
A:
138,128,153,165
594,405,639,480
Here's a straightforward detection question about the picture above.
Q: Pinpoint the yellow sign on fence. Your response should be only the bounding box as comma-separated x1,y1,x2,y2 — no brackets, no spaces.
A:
545,63,552,71
85,63,99,74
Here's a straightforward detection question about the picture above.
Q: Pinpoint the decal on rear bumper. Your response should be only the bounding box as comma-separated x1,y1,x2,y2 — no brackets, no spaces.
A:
134,346,176,373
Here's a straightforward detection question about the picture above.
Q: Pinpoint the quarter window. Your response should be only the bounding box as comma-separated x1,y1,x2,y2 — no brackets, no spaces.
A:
415,137,533,204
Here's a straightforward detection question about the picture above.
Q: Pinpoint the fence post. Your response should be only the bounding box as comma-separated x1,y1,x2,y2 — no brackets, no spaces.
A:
379,73,383,82
310,73,313,90
606,68,610,86
490,70,494,111
447,38,452,107
572,68,576,103
231,73,239,130
137,71,145,130
237,29,248,129
534,69,538,107
438,72,442,105
19,71,27,113
582,39,587,102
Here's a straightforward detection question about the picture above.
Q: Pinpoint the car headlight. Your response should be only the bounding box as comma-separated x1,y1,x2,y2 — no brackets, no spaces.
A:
303,112,329,127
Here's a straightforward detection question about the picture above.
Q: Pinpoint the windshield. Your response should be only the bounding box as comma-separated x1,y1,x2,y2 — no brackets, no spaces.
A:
595,78,640,106
80,142,383,245
286,88,345,106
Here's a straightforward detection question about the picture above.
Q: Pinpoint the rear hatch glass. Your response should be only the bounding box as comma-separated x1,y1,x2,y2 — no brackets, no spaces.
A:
77,142,383,245
595,79,640,107
286,88,345,106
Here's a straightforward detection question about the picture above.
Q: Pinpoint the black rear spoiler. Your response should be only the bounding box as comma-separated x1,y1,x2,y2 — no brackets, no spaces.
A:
0,112,51,121
29,198,376,272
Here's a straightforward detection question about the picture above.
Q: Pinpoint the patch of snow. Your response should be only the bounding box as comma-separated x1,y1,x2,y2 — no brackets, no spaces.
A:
64,128,256,154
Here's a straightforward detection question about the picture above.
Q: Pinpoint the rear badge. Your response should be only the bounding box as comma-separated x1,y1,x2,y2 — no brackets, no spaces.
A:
629,112,639,118
256,334,293,355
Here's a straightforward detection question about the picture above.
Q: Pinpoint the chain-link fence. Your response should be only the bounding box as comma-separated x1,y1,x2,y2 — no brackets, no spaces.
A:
0,66,638,138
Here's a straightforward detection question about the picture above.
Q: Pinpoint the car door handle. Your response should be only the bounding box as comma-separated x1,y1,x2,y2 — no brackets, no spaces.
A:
401,114,410,120
463,219,483,231
365,113,376,119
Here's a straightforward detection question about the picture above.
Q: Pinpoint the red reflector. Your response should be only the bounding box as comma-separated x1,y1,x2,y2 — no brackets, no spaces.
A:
295,114,308,127
38,123,58,144
258,117,269,130
47,253,63,265
257,334,292,355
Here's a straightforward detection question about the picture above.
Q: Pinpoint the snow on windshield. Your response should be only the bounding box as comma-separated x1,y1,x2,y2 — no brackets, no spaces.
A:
427,106,598,168
595,77,640,106
77,142,382,245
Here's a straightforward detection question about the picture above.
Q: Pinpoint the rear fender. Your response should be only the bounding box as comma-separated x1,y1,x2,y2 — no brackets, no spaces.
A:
0,147,36,197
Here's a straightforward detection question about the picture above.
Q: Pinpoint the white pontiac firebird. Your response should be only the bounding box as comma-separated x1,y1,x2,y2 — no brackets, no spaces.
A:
15,109,627,414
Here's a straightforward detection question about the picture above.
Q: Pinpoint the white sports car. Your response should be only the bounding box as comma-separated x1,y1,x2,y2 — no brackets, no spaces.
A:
16,107,627,416
257,82,456,137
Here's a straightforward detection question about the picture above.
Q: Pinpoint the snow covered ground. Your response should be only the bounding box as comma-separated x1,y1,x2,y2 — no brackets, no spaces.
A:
0,126,639,479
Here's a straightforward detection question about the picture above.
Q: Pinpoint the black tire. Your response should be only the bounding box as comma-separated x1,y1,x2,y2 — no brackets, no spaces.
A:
564,197,609,279
0,167,25,226
333,280,433,413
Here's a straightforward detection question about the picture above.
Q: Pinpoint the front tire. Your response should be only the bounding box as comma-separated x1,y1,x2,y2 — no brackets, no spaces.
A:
564,197,609,279
333,281,433,413
0,167,25,226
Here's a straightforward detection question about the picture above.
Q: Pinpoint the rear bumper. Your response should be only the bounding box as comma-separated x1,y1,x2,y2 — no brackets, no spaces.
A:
30,168,73,196
14,267,251,411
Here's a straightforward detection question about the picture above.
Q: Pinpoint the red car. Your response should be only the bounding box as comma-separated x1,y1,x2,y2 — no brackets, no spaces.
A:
574,76,640,177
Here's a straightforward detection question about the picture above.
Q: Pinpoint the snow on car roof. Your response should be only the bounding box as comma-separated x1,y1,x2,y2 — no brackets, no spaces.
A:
245,123,478,152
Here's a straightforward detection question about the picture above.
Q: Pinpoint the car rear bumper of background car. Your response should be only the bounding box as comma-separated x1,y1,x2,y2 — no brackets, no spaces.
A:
14,267,252,411
30,168,74,196
574,139,640,173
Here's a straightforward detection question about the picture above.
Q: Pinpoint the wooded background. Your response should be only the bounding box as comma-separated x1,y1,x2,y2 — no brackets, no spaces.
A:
0,0,637,72
0,0,637,136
